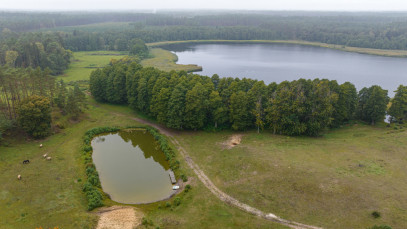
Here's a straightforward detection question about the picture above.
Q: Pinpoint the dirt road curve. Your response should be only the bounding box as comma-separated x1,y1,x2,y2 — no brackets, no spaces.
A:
133,117,323,229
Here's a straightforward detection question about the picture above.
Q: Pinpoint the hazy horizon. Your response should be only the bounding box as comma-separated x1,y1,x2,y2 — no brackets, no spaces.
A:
2,0,407,12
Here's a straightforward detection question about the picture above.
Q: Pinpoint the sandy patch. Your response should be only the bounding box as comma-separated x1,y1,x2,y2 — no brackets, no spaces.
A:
224,134,243,149
96,206,143,229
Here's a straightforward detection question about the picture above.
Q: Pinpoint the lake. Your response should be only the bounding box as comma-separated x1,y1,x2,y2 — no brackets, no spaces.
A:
91,129,174,204
165,43,407,95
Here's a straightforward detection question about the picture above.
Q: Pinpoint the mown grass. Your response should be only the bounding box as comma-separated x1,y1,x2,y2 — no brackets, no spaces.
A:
175,124,407,229
148,40,407,58
57,51,128,82
141,48,203,72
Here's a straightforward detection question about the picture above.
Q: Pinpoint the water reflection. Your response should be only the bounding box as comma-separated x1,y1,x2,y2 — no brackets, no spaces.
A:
169,43,407,96
91,130,173,204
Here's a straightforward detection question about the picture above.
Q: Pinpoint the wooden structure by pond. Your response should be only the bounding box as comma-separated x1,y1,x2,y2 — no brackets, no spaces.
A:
169,170,176,184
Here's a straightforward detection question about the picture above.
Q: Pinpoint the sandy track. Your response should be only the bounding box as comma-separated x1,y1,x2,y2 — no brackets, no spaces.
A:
132,117,322,229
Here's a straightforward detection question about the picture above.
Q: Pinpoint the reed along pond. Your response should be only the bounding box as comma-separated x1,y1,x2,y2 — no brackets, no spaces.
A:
91,129,174,204
165,43,407,95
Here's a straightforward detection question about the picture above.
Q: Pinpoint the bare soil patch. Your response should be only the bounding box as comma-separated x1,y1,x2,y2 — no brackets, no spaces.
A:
224,134,243,149
96,206,143,229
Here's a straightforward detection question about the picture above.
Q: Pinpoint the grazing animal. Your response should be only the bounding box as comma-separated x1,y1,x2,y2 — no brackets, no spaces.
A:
43,153,48,158
46,157,51,161
22,160,30,164
39,144,43,148
17,175,21,180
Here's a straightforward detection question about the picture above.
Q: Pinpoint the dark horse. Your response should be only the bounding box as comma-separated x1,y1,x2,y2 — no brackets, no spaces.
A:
23,160,30,164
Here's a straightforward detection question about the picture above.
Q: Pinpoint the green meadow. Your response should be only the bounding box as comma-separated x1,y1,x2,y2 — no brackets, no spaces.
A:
175,125,407,229
57,51,128,82
141,48,203,72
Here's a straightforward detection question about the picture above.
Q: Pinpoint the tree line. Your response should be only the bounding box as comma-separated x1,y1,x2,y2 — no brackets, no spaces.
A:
90,60,404,136
4,12,407,52
40,12,407,51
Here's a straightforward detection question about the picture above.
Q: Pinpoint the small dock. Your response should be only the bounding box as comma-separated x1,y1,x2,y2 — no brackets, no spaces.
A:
169,170,176,184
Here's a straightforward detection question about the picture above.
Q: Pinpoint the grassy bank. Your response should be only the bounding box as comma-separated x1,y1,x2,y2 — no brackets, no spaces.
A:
57,51,128,82
141,48,202,72
148,40,407,58
175,125,407,228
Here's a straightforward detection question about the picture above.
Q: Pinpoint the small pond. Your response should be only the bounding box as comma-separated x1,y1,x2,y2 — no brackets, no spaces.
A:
91,129,174,204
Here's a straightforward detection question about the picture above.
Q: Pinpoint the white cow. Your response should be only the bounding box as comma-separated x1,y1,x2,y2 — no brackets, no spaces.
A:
17,175,21,180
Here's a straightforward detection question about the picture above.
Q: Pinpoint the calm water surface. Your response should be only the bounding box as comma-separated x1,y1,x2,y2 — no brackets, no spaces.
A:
167,43,407,95
91,129,173,204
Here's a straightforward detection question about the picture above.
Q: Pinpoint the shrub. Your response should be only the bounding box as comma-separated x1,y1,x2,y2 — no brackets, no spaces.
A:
371,211,381,218
173,197,181,206
165,202,171,208
142,217,153,226
82,182,93,192
83,145,92,152
185,184,191,193
181,174,188,182
86,188,103,211
88,174,100,187
368,225,392,229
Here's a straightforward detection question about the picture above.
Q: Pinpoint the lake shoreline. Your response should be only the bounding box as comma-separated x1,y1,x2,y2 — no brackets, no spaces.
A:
148,40,407,58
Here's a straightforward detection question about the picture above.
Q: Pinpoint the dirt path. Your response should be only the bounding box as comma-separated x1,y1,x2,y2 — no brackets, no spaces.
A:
132,117,323,229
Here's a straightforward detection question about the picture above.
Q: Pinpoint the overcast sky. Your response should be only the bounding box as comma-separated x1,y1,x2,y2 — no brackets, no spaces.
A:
2,0,407,11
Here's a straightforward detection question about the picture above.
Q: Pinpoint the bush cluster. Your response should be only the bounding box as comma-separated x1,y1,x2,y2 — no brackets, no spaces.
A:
145,126,180,172
81,127,120,211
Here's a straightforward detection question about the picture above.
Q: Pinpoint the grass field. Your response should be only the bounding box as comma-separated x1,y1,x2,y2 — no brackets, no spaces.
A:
0,100,288,229
148,40,407,58
141,48,203,72
57,51,128,82
175,125,407,229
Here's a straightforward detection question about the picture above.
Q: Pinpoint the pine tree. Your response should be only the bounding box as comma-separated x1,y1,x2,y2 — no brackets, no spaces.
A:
185,83,207,130
388,85,407,123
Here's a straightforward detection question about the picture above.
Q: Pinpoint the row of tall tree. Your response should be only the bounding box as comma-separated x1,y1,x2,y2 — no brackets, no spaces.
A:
90,61,398,136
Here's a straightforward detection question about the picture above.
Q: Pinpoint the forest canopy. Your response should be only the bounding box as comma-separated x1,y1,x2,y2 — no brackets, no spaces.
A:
2,11,407,51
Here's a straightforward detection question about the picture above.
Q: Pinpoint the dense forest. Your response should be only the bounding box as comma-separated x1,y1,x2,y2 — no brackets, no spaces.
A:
0,31,71,74
89,60,401,136
0,66,86,139
2,12,407,51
